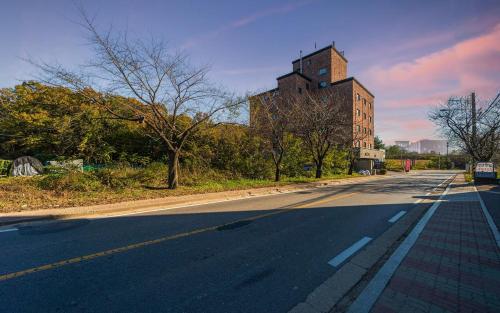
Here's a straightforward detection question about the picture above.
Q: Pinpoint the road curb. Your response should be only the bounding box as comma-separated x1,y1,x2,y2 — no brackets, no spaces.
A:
287,175,456,313
0,175,389,227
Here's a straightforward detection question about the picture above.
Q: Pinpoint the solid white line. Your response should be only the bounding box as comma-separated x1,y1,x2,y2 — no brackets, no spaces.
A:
328,237,372,267
347,182,452,313
0,228,17,233
474,185,500,248
388,211,406,223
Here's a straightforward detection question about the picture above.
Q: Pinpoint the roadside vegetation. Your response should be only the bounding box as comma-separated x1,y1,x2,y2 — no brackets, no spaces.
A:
0,166,358,212
0,82,363,212
463,172,473,182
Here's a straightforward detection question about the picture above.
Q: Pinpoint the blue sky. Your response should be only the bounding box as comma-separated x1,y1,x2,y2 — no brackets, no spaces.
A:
1,0,499,144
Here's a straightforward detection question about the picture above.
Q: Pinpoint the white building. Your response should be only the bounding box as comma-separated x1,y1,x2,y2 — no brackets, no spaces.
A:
408,139,447,154
395,141,410,150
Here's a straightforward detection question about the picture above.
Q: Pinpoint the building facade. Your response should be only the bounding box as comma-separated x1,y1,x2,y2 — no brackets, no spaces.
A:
250,44,375,150
408,139,447,154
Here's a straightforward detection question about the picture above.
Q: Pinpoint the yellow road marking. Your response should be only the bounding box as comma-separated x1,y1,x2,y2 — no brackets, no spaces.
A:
0,191,358,282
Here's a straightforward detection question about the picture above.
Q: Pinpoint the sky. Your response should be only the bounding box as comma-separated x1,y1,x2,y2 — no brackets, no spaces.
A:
1,0,499,145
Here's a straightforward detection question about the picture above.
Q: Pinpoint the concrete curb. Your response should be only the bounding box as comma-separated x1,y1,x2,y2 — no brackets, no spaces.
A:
287,175,456,313
0,175,390,227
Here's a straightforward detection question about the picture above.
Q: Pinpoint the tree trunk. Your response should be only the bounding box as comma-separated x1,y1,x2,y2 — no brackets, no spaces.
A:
315,159,323,178
274,165,281,182
167,150,179,189
348,159,355,175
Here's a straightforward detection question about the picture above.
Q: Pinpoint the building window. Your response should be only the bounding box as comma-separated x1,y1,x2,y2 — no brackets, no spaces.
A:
369,129,372,135
318,67,327,75
363,141,367,148
363,113,366,119
298,87,302,94
356,93,360,101
356,125,360,132
356,140,360,147
363,99,366,106
356,109,360,116
318,81,327,88
364,127,367,134
369,116,372,123
369,143,372,149
369,102,372,109
307,60,311,65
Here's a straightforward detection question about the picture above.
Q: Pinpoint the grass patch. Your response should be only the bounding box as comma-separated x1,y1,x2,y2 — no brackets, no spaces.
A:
0,169,361,213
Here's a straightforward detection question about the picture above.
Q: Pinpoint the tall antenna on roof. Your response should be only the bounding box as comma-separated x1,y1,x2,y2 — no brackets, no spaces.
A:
299,50,303,74
314,42,317,49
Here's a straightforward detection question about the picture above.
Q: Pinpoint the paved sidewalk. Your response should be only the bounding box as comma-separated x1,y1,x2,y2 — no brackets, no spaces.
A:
371,177,500,313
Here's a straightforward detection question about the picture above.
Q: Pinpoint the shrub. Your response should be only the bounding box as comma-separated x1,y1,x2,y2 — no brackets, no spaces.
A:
379,169,387,175
38,171,102,192
464,173,473,182
0,160,12,176
385,159,403,171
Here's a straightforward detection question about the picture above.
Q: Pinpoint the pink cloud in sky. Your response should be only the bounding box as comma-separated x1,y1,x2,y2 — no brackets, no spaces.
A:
366,23,500,102
364,23,500,144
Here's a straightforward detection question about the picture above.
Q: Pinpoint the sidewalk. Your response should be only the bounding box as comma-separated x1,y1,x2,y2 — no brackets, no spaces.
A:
370,176,500,312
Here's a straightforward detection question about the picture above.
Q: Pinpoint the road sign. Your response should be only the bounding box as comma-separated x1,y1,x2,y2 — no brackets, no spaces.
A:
475,162,497,179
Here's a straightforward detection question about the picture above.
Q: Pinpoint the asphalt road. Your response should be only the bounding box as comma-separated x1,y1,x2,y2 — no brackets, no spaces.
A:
0,171,457,313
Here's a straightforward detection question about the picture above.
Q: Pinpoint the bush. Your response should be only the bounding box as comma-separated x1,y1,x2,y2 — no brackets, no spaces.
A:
379,169,387,175
385,159,403,171
0,160,12,176
38,171,102,192
464,173,473,182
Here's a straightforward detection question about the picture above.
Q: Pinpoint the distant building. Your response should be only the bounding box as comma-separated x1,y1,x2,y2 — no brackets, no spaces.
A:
407,139,447,154
395,141,410,150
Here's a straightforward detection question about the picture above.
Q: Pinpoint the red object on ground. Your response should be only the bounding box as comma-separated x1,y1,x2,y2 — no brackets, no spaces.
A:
405,159,411,172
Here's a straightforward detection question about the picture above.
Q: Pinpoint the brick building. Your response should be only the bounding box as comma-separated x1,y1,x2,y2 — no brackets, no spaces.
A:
250,44,383,170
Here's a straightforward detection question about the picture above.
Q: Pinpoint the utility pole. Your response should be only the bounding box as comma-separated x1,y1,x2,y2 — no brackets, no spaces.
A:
471,92,477,173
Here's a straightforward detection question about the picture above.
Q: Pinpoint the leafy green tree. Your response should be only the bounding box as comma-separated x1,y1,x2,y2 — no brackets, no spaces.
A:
0,82,150,163
374,136,385,149
385,145,405,159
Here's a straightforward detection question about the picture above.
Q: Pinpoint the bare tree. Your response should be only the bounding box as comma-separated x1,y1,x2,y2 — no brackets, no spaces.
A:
250,90,292,181
34,11,243,189
290,89,349,178
429,92,500,163
344,125,371,175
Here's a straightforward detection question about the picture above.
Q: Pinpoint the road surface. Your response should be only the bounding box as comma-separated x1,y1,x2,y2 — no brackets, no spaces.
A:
0,171,457,313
